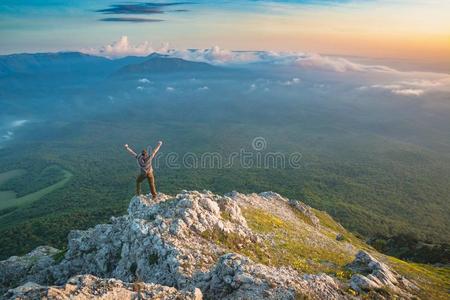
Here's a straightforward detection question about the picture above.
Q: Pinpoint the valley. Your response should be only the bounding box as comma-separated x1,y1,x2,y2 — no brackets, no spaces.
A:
0,53,449,265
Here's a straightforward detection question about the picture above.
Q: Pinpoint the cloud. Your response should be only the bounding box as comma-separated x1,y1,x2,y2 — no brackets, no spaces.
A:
198,86,209,91
391,89,424,96
167,48,397,73
138,78,152,84
294,54,396,73
95,2,192,15
359,76,450,96
281,77,301,86
83,37,261,61
2,131,13,140
398,79,443,88
166,86,175,92
99,17,164,23
95,2,191,22
11,120,28,127
1,119,29,145
168,46,261,65
96,5,163,15
361,84,424,96
83,36,157,58
370,84,403,89
168,48,396,73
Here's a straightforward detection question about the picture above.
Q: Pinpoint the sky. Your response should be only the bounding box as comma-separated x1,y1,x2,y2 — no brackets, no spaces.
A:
0,0,449,69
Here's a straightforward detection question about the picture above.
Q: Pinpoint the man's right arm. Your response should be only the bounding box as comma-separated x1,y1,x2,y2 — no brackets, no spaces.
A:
124,144,137,157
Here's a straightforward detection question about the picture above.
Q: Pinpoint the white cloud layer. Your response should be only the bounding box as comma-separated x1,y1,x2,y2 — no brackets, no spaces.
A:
82,36,450,96
359,77,450,96
11,120,28,127
82,36,399,73
294,54,395,73
138,78,152,84
82,36,162,58
392,89,425,96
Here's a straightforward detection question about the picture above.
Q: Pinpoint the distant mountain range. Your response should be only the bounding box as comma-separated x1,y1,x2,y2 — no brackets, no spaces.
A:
0,52,222,78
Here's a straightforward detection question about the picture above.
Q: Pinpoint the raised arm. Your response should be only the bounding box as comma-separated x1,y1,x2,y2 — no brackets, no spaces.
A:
124,144,137,157
151,141,163,158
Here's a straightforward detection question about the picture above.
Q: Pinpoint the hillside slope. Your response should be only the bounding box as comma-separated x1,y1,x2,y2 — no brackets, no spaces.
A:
1,191,448,299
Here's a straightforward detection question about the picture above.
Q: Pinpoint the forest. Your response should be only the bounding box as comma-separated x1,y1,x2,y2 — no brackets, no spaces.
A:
0,53,449,264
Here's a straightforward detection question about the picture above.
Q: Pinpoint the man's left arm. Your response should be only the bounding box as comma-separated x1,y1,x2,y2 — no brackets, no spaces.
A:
151,141,163,158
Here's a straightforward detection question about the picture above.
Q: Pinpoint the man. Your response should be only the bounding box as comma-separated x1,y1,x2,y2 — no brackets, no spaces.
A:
124,141,162,198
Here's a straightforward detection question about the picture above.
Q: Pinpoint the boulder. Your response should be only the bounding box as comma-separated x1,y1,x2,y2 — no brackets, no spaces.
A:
347,250,417,297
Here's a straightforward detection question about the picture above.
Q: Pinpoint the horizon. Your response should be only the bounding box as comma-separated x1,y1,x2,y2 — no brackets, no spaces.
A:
2,36,449,75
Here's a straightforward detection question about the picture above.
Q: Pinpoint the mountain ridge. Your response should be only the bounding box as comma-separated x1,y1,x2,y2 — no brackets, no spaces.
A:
0,52,222,77
112,54,223,77
1,190,446,299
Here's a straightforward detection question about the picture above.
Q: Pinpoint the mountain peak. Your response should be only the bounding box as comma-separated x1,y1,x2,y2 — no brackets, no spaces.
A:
0,191,420,299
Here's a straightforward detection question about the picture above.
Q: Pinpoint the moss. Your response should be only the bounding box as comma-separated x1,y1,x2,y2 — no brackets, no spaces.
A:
130,262,137,274
52,248,67,263
336,270,353,280
346,288,358,297
148,253,159,265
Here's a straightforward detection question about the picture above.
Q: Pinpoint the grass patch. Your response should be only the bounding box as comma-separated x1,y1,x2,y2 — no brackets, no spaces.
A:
312,208,369,250
242,207,355,274
242,207,449,298
289,206,316,227
0,169,26,186
311,208,343,233
200,228,270,265
0,169,26,205
387,256,450,300
220,211,233,222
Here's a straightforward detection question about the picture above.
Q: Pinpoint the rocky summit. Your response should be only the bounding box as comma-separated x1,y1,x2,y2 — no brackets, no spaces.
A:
0,191,426,299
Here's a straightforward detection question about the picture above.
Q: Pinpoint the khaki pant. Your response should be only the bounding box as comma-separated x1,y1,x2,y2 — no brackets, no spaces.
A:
136,171,157,197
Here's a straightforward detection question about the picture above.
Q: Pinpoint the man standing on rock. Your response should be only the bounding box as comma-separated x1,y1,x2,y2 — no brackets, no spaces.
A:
124,141,162,199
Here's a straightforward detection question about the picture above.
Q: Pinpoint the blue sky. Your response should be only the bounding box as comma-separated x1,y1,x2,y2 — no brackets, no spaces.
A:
1,0,448,64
